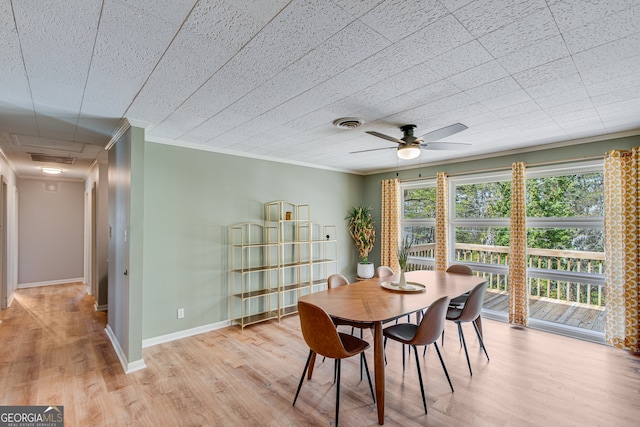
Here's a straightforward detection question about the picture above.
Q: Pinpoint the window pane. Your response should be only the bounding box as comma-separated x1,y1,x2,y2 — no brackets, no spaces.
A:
526,173,603,217
403,225,435,245
454,181,511,218
455,226,510,247
527,227,603,252
527,227,604,273
454,226,510,265
403,187,436,219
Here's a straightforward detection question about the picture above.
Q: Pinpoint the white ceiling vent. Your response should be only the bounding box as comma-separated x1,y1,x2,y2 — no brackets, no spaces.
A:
29,153,76,164
333,117,365,129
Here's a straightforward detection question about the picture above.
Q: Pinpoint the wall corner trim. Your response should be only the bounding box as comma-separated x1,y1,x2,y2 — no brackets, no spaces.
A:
105,324,147,374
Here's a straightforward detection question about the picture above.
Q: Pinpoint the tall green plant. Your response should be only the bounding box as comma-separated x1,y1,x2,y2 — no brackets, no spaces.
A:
397,235,413,270
345,206,375,264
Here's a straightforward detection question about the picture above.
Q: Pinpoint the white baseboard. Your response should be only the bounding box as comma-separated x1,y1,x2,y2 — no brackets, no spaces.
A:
18,277,85,289
105,324,146,374
142,319,231,348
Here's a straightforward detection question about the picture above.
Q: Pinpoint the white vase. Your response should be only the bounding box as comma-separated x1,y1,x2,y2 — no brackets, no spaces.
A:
399,269,408,288
357,262,375,279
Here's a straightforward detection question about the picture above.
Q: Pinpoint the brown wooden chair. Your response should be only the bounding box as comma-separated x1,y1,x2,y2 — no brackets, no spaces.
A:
444,281,489,376
314,274,374,380
383,295,453,414
293,300,375,426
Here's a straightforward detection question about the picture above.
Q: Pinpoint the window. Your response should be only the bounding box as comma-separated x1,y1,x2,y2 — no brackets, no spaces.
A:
401,180,437,269
526,162,605,324
450,172,512,283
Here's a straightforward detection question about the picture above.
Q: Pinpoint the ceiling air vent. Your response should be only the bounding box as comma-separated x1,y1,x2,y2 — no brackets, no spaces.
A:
333,117,365,129
29,153,76,164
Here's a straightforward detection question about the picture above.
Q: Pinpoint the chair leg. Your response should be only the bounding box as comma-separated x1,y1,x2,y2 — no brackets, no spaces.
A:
472,320,490,362
458,323,473,376
361,353,375,403
402,343,406,371
359,328,364,381
433,342,454,393
335,359,341,426
412,345,428,414
334,359,338,383
383,337,387,365
293,350,313,406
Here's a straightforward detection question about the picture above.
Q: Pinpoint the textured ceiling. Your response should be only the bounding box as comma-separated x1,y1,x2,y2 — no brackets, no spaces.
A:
1,0,639,179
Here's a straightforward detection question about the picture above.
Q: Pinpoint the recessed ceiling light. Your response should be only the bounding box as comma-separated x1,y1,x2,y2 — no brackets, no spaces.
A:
41,167,62,175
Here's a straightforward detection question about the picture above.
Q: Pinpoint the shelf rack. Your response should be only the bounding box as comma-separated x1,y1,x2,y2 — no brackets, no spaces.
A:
229,201,337,328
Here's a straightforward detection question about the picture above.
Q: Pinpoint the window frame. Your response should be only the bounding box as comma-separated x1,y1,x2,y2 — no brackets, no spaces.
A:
400,179,437,269
448,170,512,274
525,160,605,286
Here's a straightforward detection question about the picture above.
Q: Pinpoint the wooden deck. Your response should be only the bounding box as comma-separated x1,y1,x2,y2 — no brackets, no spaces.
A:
483,290,606,333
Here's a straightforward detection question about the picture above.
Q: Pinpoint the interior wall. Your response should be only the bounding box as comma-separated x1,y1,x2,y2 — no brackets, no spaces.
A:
16,177,84,286
107,124,146,371
141,142,365,340
0,153,17,308
361,135,640,268
85,161,109,309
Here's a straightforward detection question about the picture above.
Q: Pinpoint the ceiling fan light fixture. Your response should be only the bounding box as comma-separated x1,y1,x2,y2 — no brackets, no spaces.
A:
397,145,421,160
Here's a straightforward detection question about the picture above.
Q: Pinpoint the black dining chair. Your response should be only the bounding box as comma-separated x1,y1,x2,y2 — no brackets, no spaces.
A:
443,281,489,376
446,264,473,308
383,295,453,414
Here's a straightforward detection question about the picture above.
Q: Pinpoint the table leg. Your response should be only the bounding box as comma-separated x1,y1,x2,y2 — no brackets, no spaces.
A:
307,352,317,380
374,321,385,425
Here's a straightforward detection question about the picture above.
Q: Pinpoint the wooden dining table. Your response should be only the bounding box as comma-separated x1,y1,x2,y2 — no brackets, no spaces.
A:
298,269,487,425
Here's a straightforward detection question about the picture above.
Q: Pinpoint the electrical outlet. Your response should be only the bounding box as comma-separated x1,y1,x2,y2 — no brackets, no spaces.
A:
177,308,184,319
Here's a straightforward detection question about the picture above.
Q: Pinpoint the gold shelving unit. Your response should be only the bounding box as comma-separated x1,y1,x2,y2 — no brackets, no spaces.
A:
229,201,337,328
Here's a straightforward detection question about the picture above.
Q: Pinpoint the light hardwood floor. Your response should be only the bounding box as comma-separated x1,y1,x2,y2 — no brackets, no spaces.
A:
1,283,639,426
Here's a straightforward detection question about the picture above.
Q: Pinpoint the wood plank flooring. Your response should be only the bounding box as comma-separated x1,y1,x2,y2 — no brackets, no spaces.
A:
1,283,639,426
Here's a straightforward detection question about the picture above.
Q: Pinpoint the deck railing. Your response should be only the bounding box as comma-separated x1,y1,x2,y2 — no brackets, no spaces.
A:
406,243,606,307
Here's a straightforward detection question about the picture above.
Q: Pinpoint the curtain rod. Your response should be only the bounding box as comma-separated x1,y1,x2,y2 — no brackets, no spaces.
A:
398,154,604,183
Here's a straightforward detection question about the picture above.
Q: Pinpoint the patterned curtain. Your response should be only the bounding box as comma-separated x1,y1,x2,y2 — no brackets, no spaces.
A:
381,179,400,272
509,162,528,326
604,149,640,353
435,172,449,271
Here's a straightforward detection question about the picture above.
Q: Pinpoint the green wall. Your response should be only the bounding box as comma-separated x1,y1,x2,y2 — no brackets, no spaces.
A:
141,143,365,339
139,135,640,341
361,135,640,268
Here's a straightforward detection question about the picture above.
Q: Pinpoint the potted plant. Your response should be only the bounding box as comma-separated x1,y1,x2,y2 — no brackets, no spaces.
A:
345,206,376,278
397,235,413,288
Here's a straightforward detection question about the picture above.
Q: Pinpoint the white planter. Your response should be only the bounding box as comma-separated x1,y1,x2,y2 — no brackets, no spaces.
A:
357,262,375,279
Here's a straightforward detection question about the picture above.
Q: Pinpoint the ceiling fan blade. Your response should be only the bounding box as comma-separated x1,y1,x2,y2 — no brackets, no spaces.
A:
350,146,397,154
365,131,404,144
420,141,471,150
417,123,468,142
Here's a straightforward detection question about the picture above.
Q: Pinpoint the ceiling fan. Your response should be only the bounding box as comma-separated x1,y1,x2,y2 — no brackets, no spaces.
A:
352,123,470,159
